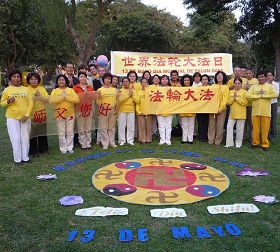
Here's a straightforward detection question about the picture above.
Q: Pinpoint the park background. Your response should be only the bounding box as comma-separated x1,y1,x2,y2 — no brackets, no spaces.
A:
0,0,280,251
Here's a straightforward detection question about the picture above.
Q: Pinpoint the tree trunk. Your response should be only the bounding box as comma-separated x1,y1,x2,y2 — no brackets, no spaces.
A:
272,31,280,82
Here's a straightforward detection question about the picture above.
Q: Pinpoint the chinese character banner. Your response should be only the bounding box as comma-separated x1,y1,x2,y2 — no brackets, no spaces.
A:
30,92,96,137
111,51,233,76
143,86,220,114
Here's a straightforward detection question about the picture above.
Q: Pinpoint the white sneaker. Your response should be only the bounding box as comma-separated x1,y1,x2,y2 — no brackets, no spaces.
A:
128,142,134,146
159,142,165,145
61,150,67,154
103,146,108,150
166,141,171,146
68,150,74,154
119,142,125,146
110,143,117,148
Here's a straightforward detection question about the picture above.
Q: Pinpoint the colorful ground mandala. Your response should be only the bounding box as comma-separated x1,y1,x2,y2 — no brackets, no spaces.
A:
92,158,230,205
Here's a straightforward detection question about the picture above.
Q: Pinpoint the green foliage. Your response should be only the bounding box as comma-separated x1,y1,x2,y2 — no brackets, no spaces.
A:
0,0,76,71
0,0,47,69
98,14,170,54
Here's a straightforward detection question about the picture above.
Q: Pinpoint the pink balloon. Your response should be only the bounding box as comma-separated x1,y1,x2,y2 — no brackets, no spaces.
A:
96,55,108,67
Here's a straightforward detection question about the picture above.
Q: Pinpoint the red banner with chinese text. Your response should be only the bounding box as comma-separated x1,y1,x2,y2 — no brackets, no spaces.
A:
111,51,232,76
143,86,220,114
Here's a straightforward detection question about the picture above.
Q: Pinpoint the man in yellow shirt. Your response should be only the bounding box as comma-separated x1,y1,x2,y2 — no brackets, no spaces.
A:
246,71,278,151
243,67,259,142
1,70,33,164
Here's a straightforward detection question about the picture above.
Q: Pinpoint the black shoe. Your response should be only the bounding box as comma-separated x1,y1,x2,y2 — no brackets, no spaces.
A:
262,147,269,151
14,161,23,166
188,141,193,144
22,160,33,164
250,144,258,149
181,141,187,144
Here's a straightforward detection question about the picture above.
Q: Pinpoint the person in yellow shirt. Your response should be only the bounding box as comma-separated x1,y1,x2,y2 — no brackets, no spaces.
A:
127,70,141,91
208,71,229,145
117,77,136,145
225,77,248,148
246,70,278,150
141,71,152,85
157,75,173,145
180,74,196,144
197,74,210,142
149,74,161,136
133,78,152,143
27,72,49,157
0,70,33,164
49,74,79,154
170,70,181,87
243,67,259,142
96,73,118,149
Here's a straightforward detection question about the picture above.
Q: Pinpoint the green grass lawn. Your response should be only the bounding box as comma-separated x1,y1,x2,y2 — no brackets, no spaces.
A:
0,108,279,252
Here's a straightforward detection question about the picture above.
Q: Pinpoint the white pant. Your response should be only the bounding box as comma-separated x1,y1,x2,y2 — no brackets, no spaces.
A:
77,116,92,148
181,116,195,142
118,112,135,144
157,115,173,144
7,118,31,162
56,117,75,152
226,119,245,147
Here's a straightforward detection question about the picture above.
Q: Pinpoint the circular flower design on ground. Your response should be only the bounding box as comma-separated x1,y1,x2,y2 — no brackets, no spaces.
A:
92,158,230,205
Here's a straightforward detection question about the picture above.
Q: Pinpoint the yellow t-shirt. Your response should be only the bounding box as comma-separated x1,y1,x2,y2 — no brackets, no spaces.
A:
0,86,33,119
49,87,79,118
227,89,248,119
129,82,142,91
118,88,135,113
212,84,229,111
96,87,117,109
133,89,148,115
244,78,258,106
227,77,247,90
27,86,49,119
246,83,278,117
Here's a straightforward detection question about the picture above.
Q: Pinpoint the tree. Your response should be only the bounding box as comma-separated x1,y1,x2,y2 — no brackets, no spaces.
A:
64,0,114,64
239,0,280,80
96,0,186,55
0,0,47,70
184,0,280,80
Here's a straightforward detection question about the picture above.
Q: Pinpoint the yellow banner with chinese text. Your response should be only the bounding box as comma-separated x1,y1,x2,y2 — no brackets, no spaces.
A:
111,51,232,76
143,86,220,114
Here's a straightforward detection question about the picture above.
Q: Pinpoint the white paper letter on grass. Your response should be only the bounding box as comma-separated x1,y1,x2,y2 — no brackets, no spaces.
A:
207,204,260,214
150,208,187,218
75,207,128,217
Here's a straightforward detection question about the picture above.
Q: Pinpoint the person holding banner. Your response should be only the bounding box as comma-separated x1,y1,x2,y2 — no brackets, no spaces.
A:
1,70,33,164
157,75,173,145
118,77,135,145
96,73,118,149
50,74,80,154
27,72,49,157
225,77,248,148
127,70,141,90
133,78,152,143
170,70,180,87
150,74,161,136
208,71,229,145
192,72,202,87
196,74,210,142
180,74,196,144
142,71,152,85
73,72,96,149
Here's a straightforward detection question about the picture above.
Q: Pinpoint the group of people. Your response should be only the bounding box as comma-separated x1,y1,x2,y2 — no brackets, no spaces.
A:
0,63,279,165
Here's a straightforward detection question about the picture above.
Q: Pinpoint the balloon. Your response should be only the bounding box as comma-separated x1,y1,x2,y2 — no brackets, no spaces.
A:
96,55,108,67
